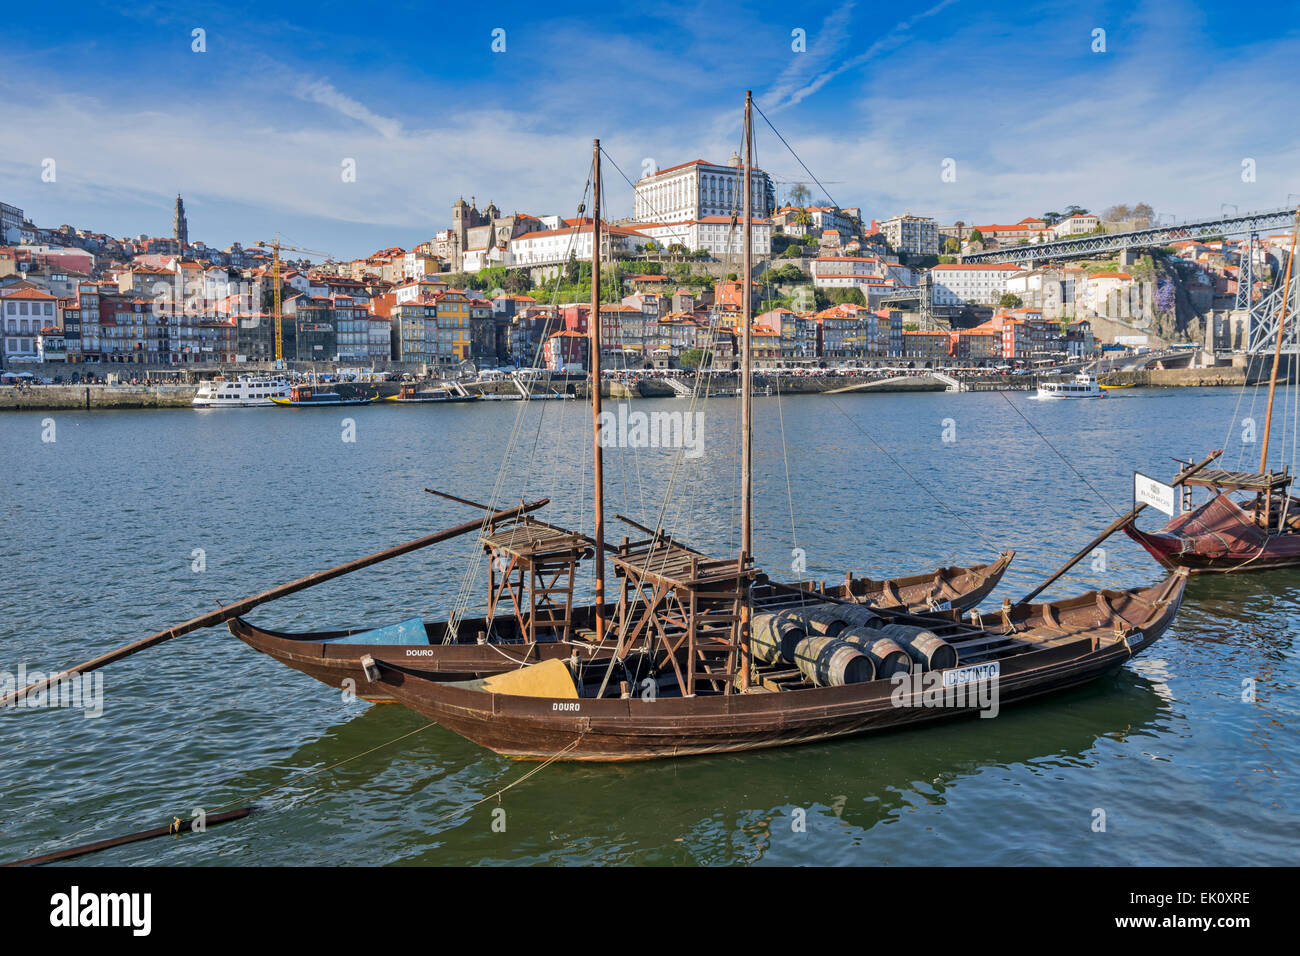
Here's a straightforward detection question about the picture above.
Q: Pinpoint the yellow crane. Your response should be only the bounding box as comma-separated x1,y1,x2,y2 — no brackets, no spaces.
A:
257,235,334,362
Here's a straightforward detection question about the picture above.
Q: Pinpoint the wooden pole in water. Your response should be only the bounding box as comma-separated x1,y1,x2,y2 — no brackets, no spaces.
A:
2,808,255,867
0,498,549,708
1258,207,1300,473
590,139,607,644
1015,450,1222,606
738,90,754,692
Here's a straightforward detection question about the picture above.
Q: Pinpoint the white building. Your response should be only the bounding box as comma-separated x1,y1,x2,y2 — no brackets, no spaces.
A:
811,256,915,287
1053,214,1101,238
634,217,771,257
1083,271,1137,315
508,221,653,268
929,263,1021,306
634,156,774,224
393,278,449,304
880,213,939,256
1,287,60,364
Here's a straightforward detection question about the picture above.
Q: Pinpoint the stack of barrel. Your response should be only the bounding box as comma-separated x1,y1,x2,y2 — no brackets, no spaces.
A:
751,602,957,687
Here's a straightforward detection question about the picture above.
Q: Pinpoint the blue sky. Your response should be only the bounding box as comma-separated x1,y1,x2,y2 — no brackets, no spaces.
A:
2,0,1298,259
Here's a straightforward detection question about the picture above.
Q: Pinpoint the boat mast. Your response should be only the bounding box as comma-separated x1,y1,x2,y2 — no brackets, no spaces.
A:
590,139,607,643
1258,207,1300,475
739,91,754,691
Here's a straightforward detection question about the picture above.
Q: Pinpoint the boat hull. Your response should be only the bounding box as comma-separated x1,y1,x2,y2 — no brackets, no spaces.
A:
375,574,1186,762
1123,492,1300,573
228,617,609,703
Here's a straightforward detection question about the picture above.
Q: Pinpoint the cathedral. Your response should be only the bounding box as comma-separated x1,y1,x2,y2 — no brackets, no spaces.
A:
441,197,537,272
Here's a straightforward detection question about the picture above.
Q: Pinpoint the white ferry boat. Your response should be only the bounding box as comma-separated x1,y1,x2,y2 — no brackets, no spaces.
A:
1035,372,1105,400
192,375,291,407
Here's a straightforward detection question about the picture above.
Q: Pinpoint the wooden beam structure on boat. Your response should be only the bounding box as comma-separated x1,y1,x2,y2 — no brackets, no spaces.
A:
1016,450,1222,606
0,498,550,708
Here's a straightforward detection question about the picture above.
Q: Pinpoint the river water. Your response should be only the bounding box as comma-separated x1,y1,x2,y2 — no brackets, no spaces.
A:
0,385,1295,865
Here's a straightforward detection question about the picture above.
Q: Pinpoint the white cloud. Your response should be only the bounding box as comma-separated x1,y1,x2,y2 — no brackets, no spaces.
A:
294,78,403,141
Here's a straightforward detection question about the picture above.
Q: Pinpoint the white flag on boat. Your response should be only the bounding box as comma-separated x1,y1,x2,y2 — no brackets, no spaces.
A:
1134,472,1176,516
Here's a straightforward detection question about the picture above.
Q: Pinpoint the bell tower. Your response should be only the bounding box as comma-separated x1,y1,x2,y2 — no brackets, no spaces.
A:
173,194,189,248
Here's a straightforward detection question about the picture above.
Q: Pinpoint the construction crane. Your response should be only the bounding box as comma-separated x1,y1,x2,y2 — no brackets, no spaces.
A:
257,234,334,362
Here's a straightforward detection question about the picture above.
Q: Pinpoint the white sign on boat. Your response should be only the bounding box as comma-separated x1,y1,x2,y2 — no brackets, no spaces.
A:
1134,472,1176,516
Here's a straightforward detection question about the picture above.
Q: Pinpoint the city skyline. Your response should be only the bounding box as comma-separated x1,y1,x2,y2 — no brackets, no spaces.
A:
2,0,1298,258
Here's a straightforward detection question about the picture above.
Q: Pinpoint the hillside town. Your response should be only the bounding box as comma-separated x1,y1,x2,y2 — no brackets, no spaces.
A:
1,160,1291,377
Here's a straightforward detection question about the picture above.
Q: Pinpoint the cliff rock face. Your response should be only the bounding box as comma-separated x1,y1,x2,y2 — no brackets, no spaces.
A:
1087,255,1205,344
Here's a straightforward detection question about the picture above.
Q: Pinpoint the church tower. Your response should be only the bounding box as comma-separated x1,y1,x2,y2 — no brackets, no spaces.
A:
173,194,189,248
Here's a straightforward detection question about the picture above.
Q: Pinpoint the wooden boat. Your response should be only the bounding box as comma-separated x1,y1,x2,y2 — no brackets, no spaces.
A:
372,569,1187,761
383,383,479,404
1124,469,1300,572
1125,206,1300,574
360,97,1188,763
829,551,1013,612
270,383,377,406
226,549,1015,702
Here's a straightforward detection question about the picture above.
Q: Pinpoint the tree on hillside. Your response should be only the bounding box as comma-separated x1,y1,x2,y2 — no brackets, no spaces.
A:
679,347,713,369
788,184,812,207
999,292,1023,309
943,236,960,254
968,228,985,243
503,268,531,294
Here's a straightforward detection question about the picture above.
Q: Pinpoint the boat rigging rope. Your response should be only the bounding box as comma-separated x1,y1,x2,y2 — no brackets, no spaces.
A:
426,736,585,827
994,389,1121,517
821,392,1000,551
752,100,1005,557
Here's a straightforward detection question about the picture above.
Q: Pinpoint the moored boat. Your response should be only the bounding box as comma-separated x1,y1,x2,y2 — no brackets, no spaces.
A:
270,383,377,406
383,383,479,404
192,375,291,407
372,569,1187,761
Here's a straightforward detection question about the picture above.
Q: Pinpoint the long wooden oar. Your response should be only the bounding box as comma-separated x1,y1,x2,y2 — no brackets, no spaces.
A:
2,808,255,867
0,498,548,708
1016,450,1222,606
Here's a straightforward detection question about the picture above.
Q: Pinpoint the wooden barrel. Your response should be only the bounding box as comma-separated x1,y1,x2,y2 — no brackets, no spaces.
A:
793,636,875,686
875,623,958,671
829,603,884,629
784,606,851,637
784,603,881,638
750,611,807,665
838,627,912,678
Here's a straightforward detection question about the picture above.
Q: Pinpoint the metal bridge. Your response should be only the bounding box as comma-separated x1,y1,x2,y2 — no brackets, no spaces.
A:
960,206,1297,266
1246,248,1300,354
